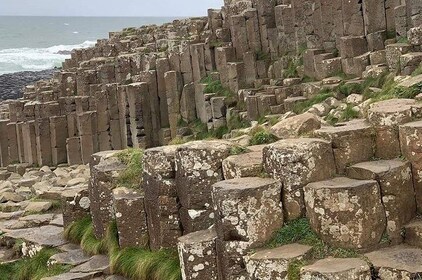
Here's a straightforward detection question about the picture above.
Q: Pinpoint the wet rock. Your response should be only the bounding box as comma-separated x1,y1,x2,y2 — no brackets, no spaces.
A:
177,228,218,280
300,258,372,279
263,138,336,220
245,243,312,279
365,245,422,279
304,177,386,249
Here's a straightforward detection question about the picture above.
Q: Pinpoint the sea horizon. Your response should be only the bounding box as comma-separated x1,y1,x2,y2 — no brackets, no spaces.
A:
0,15,180,74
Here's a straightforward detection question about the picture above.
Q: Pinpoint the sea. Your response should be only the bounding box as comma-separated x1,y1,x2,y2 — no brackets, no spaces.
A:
0,16,177,75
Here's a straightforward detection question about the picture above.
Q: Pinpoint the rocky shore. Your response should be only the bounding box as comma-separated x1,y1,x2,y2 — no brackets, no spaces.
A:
0,69,57,100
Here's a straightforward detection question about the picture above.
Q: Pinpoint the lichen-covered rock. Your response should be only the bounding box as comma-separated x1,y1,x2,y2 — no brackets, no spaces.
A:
365,245,422,279
300,258,372,280
304,177,386,249
347,160,416,243
143,145,181,250
405,218,422,248
216,239,250,280
222,149,263,179
61,187,90,229
270,112,321,139
178,228,218,280
399,120,422,212
89,152,126,239
175,140,235,233
212,177,283,246
315,119,374,174
367,99,416,159
263,138,336,220
112,187,148,248
245,243,312,280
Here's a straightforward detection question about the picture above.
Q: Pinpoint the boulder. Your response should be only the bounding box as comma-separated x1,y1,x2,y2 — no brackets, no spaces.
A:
270,113,321,139
222,150,263,179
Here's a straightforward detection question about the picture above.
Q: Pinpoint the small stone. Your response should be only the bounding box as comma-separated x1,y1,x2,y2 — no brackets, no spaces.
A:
25,201,53,213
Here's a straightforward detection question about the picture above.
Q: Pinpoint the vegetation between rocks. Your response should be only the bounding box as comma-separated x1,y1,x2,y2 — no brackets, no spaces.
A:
64,217,182,280
115,148,144,189
0,248,70,280
268,218,360,280
249,126,278,146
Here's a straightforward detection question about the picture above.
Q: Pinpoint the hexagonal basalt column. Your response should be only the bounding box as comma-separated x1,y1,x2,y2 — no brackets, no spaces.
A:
178,228,218,280
347,160,416,243
304,177,386,249
112,187,148,248
175,140,235,233
300,258,372,279
212,177,283,246
315,119,374,174
89,151,126,239
61,187,90,229
222,148,264,179
365,245,422,279
244,243,312,279
263,138,336,220
367,99,416,159
143,145,182,250
399,120,422,212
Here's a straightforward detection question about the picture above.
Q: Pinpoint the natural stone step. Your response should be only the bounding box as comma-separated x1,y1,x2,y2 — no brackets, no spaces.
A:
365,245,422,279
244,243,312,279
3,225,66,248
177,228,218,280
367,99,417,159
41,271,103,280
300,258,372,279
314,119,374,174
263,138,336,220
49,249,91,266
69,255,110,274
404,218,422,248
304,177,386,249
222,149,263,179
347,159,416,243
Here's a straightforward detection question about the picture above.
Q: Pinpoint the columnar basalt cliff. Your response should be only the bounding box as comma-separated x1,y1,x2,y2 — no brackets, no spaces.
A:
0,0,422,280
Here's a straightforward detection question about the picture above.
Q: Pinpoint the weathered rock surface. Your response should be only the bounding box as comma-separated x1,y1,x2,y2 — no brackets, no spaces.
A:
304,177,386,249
300,258,372,280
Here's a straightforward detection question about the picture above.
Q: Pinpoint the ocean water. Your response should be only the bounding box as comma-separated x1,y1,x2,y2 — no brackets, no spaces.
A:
0,16,177,75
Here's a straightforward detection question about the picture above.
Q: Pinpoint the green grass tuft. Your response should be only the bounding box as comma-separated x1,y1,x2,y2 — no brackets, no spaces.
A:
249,127,278,146
287,259,308,280
80,225,107,255
230,146,248,155
0,248,70,280
293,90,334,114
326,104,360,125
64,216,92,244
116,148,144,189
112,248,181,280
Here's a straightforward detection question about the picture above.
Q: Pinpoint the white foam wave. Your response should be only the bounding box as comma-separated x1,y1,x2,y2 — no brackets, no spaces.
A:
0,40,96,74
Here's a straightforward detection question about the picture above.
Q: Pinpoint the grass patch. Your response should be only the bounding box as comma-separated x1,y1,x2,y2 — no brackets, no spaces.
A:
64,215,92,244
169,136,189,145
0,248,70,280
412,65,422,77
227,114,250,131
249,126,278,146
115,148,144,189
284,57,301,78
293,90,334,114
230,146,248,155
268,218,360,260
326,104,360,125
287,259,309,280
111,247,181,280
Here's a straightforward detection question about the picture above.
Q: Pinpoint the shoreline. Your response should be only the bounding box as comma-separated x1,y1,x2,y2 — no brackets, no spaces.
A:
0,69,57,100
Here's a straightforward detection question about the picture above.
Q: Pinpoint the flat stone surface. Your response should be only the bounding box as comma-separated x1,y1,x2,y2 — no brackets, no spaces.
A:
248,243,312,260
70,255,110,274
25,201,53,213
301,258,371,278
5,225,66,247
50,249,91,266
41,271,102,280
365,245,422,275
